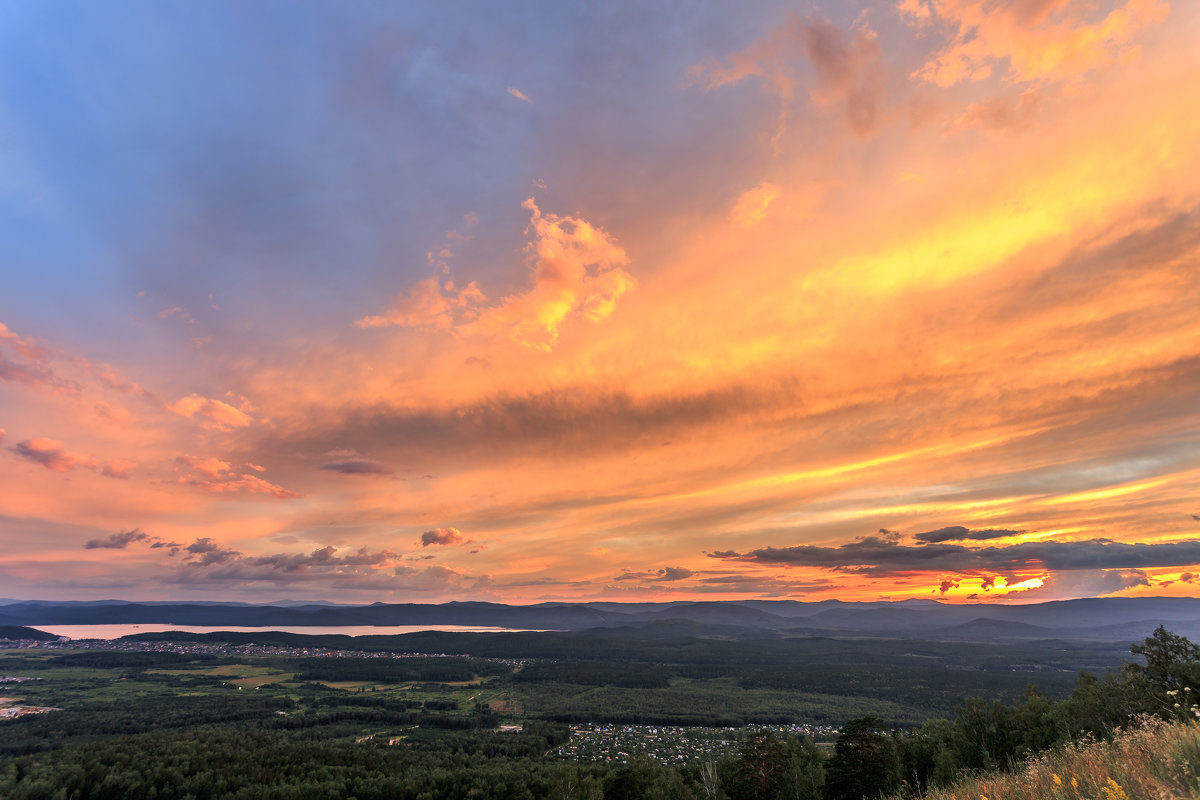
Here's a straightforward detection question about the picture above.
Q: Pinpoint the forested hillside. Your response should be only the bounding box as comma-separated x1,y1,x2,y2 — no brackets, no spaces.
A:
0,626,1196,799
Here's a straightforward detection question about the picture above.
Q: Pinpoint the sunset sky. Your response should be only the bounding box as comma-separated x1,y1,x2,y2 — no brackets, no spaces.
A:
2,0,1199,605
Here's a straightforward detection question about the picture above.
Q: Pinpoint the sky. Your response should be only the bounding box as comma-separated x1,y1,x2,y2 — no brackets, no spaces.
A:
2,0,1199,605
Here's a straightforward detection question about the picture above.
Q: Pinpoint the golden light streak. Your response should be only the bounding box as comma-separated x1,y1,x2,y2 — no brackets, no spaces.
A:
1042,478,1170,506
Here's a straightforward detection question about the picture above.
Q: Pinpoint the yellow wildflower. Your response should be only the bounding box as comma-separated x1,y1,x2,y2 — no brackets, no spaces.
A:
1053,773,1062,786
1102,778,1129,800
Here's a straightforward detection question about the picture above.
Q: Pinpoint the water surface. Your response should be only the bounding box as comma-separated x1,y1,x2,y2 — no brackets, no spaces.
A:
31,624,546,640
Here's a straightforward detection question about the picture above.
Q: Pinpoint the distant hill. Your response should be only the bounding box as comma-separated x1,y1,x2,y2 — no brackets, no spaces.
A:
930,617,1065,640
0,625,58,641
2,597,1199,641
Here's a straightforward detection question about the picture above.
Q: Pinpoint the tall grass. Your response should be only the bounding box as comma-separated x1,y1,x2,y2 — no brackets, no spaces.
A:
910,718,1200,800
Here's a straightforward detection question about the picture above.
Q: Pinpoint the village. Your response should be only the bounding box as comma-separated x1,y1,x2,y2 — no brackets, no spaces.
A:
553,723,839,764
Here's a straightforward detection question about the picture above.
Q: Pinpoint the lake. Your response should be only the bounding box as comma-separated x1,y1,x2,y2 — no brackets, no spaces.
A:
32,624,548,640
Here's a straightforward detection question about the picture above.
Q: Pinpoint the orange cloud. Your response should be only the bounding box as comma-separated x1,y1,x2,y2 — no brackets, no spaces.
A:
357,199,635,351
176,454,233,479
949,88,1044,132
730,183,781,227
355,277,486,330
95,401,133,426
169,394,253,429
0,322,80,395
906,0,1170,87
506,86,532,103
175,455,297,499
421,527,465,547
0,322,49,361
100,459,136,479
14,437,92,472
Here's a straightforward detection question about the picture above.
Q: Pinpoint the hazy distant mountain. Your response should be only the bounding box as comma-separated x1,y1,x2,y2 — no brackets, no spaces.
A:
2,597,1199,641
929,618,1066,640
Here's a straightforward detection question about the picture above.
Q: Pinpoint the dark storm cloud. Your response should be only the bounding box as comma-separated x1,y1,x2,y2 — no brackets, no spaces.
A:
421,528,465,547
912,526,1023,543
710,535,1200,576
14,437,133,479
163,552,490,595
318,459,395,475
13,439,78,471
94,532,406,579
84,528,151,549
150,538,464,591
614,566,695,582
173,540,399,573
240,546,398,573
658,566,694,581
184,537,240,566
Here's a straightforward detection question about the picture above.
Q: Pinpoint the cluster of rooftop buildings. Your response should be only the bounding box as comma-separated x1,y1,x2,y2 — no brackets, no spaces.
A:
553,723,838,764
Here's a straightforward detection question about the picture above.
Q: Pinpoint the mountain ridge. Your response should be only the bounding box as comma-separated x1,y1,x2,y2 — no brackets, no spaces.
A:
2,597,1199,640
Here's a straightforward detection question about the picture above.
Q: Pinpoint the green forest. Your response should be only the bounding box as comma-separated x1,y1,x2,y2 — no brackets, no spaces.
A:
0,626,1194,799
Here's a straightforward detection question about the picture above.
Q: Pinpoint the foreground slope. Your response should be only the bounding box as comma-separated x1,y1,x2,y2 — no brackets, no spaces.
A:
904,718,1200,800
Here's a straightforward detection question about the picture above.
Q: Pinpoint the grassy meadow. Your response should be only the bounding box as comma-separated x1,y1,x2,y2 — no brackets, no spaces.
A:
913,718,1200,800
